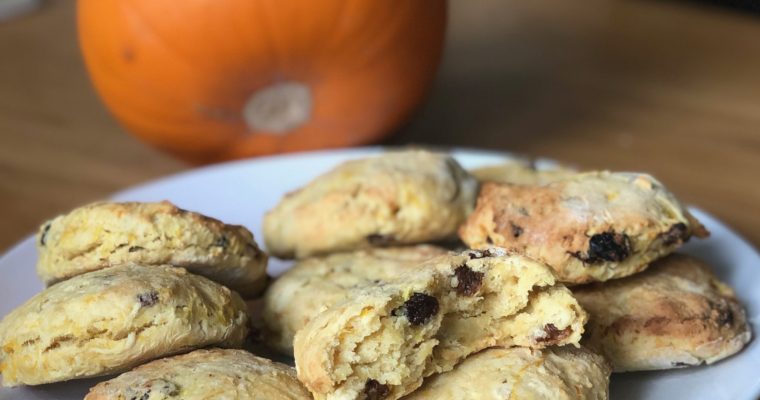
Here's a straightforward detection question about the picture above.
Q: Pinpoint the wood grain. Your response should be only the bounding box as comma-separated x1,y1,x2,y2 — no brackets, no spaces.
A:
1,0,758,251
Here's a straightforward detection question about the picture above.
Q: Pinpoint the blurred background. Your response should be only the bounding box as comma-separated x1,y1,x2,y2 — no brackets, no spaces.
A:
1,0,759,250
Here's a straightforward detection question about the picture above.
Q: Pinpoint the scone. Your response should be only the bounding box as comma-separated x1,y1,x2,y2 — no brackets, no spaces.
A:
263,150,478,259
573,253,752,372
85,348,310,400
263,245,448,355
459,171,709,284
0,264,249,386
293,249,587,400
470,159,576,185
406,346,610,400
37,201,268,297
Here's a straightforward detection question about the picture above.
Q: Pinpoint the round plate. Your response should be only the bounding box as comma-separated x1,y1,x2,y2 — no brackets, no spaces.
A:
0,147,758,399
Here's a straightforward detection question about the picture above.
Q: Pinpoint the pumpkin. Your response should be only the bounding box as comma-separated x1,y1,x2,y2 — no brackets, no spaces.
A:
77,0,447,163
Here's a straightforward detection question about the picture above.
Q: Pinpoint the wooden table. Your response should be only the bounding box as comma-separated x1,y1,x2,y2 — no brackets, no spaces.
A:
1,0,759,251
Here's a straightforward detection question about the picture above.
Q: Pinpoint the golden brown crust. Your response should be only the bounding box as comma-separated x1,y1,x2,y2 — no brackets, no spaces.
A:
36,201,268,297
459,172,708,284
85,349,310,400
573,254,751,371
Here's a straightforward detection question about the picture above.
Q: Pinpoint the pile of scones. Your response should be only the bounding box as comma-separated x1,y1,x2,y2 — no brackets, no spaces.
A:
0,149,752,399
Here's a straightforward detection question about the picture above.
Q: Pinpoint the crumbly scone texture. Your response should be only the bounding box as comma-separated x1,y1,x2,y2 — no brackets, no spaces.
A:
406,346,610,400
0,264,249,386
263,150,479,259
293,249,587,400
459,171,709,284
470,160,577,185
36,201,269,297
263,245,448,355
85,348,311,400
573,253,752,372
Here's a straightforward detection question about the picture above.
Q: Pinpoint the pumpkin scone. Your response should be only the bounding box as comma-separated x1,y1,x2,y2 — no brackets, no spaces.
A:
573,253,752,372
263,245,448,354
459,171,709,284
406,346,610,400
263,150,478,259
85,348,310,400
293,249,587,400
36,201,268,297
0,264,249,386
470,159,577,185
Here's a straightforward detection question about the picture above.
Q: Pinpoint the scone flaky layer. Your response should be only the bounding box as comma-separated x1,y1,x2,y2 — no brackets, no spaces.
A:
0,264,249,386
37,201,268,297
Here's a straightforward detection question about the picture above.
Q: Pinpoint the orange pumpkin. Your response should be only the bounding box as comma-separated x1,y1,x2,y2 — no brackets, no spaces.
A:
78,0,447,163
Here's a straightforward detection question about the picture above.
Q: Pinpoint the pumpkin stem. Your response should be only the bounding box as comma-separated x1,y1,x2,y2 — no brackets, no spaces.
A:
242,82,311,134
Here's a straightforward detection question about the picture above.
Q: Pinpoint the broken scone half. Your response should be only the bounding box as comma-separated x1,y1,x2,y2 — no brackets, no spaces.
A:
293,249,587,400
263,245,448,355
459,171,709,284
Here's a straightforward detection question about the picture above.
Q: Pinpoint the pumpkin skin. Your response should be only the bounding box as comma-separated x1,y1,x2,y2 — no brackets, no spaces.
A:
78,0,447,163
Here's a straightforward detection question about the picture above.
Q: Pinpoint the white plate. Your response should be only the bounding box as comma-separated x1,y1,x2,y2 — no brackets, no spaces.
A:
0,147,758,400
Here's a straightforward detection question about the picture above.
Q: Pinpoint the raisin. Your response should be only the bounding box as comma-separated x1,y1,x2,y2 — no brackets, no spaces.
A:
363,379,390,400
366,234,394,246
393,293,439,326
128,246,144,253
214,235,229,248
536,323,572,344
453,266,484,296
137,291,159,307
39,223,51,246
661,223,688,246
574,232,631,263
510,222,523,238
714,302,734,326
